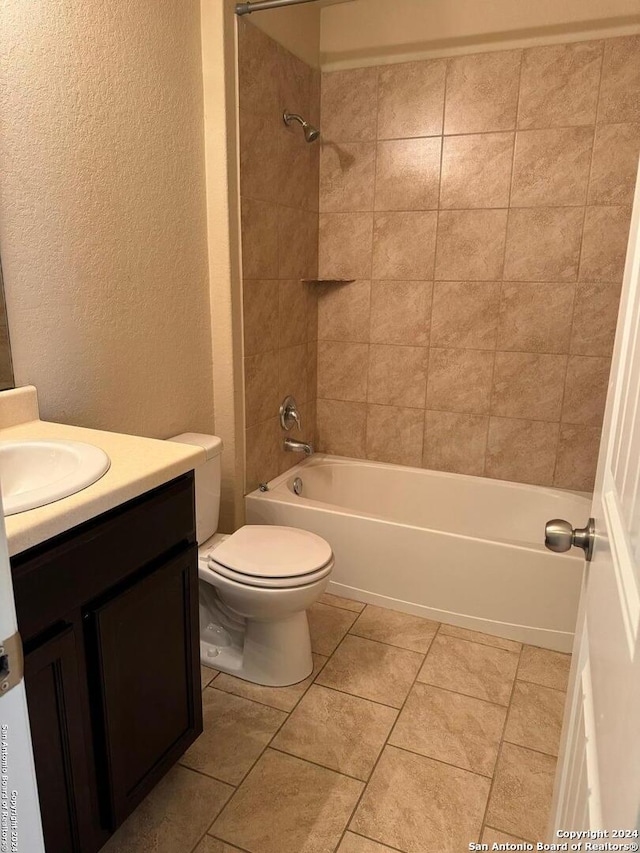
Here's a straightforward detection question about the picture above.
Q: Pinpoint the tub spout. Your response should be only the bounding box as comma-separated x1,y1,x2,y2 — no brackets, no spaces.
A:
283,437,313,456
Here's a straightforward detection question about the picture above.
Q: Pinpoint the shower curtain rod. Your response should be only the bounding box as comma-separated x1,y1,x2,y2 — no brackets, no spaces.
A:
236,0,319,16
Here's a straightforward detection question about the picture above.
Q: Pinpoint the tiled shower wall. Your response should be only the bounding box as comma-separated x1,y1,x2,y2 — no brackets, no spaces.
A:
315,36,640,490
239,20,320,492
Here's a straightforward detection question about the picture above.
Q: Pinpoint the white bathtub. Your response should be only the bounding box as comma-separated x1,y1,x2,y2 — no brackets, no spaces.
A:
245,454,591,652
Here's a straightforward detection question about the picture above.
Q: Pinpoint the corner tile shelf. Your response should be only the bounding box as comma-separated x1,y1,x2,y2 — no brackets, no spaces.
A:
300,279,356,285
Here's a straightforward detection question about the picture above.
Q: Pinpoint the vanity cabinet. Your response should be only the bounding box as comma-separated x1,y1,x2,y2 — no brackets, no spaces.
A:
11,473,202,853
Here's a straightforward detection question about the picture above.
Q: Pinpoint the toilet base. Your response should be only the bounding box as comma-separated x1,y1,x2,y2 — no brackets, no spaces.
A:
200,610,314,687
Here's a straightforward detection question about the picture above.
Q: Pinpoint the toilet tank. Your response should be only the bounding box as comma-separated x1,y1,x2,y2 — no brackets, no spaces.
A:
168,433,223,544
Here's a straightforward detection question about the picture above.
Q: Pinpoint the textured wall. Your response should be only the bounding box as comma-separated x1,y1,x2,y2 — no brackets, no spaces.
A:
238,20,320,492
1,0,214,438
316,36,640,490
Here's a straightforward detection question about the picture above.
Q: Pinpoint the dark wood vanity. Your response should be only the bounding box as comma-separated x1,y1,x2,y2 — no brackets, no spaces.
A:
10,472,201,853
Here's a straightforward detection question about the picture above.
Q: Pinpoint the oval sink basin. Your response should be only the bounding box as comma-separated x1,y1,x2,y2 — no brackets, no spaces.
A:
0,439,111,516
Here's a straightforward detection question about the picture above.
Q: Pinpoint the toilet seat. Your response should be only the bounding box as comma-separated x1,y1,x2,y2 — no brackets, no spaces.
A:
207,525,334,590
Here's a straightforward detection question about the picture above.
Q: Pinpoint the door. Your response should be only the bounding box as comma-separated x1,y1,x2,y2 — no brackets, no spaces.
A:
0,502,45,853
550,164,640,831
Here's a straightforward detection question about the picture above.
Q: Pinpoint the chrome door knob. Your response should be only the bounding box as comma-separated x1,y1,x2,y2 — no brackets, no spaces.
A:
545,518,595,562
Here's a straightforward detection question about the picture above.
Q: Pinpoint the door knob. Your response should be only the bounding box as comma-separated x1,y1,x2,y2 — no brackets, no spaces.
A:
544,518,595,561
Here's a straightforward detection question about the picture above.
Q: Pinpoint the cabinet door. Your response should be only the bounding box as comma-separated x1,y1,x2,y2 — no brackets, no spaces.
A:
86,546,201,827
24,623,93,853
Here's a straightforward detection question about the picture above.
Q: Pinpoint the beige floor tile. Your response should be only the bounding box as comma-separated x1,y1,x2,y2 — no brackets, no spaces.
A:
439,623,522,653
351,746,490,853
504,681,565,757
316,634,424,708
482,827,529,846
486,743,557,842
195,838,244,853
272,684,398,780
212,749,363,853
213,653,327,712
320,592,366,612
309,602,359,655
101,765,232,853
389,682,506,776
338,833,399,852
350,604,439,653
201,665,218,690
180,688,286,785
518,646,571,691
417,635,519,705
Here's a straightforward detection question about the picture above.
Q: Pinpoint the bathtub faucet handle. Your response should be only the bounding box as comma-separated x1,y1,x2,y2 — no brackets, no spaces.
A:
280,395,302,432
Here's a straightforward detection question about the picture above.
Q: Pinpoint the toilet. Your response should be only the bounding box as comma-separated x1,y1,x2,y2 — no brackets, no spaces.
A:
169,433,334,687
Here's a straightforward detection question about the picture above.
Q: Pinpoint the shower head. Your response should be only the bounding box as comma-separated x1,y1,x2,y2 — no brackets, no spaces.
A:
283,110,320,143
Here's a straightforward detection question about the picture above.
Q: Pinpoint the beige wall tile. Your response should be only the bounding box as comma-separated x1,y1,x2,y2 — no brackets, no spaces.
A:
278,280,310,349
497,283,575,353
245,350,279,427
239,110,280,204
554,424,601,491
243,279,279,356
181,689,286,785
486,743,556,842
511,127,593,207
278,45,312,119
374,138,441,211
431,281,500,350
377,59,446,139
279,122,318,212
598,35,640,123
570,282,621,357
278,207,318,279
588,123,640,206
579,205,632,283
320,143,376,212
504,681,566,757
365,404,425,466
562,355,611,426
518,646,571,691
504,208,583,281
279,343,309,403
427,348,494,414
423,411,489,476
369,281,431,347
350,604,438,653
212,750,363,853
367,344,428,407
389,682,506,776
317,280,371,343
317,399,368,457
486,418,559,486
351,746,490,853
417,634,519,705
272,685,397,781
245,418,279,492
322,67,379,142
308,602,359,655
317,340,369,402
444,50,521,134
435,210,508,281
319,212,373,279
372,211,438,279
518,41,603,129
316,634,423,708
440,132,514,209
237,19,280,118
241,198,279,279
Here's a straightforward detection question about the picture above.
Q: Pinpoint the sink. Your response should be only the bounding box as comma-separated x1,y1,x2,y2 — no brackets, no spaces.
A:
0,439,111,516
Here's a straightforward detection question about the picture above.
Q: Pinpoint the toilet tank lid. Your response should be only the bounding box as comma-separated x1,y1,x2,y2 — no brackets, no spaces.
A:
168,433,223,461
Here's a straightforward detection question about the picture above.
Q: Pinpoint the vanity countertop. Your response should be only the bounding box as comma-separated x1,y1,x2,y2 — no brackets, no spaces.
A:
1,387,206,557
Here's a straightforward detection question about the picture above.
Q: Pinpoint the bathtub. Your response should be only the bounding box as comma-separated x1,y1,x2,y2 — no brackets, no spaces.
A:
245,454,590,652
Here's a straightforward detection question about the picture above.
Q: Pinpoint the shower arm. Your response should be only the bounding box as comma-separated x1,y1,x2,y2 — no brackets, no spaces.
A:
236,0,319,16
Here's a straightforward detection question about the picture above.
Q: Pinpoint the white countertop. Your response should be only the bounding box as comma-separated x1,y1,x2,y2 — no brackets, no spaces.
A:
1,388,205,557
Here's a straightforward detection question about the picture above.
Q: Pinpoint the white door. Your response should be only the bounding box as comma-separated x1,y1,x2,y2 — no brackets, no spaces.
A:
550,164,640,834
0,504,44,853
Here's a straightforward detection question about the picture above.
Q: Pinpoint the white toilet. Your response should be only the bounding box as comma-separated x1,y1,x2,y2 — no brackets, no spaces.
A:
169,433,334,687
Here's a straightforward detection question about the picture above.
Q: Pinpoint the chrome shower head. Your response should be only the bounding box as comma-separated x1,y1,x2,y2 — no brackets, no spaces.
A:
283,110,320,143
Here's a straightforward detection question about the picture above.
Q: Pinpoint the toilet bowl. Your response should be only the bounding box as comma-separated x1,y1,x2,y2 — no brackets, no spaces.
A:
169,434,334,687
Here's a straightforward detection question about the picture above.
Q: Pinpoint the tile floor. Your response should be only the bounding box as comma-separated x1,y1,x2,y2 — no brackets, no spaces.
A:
102,594,571,853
